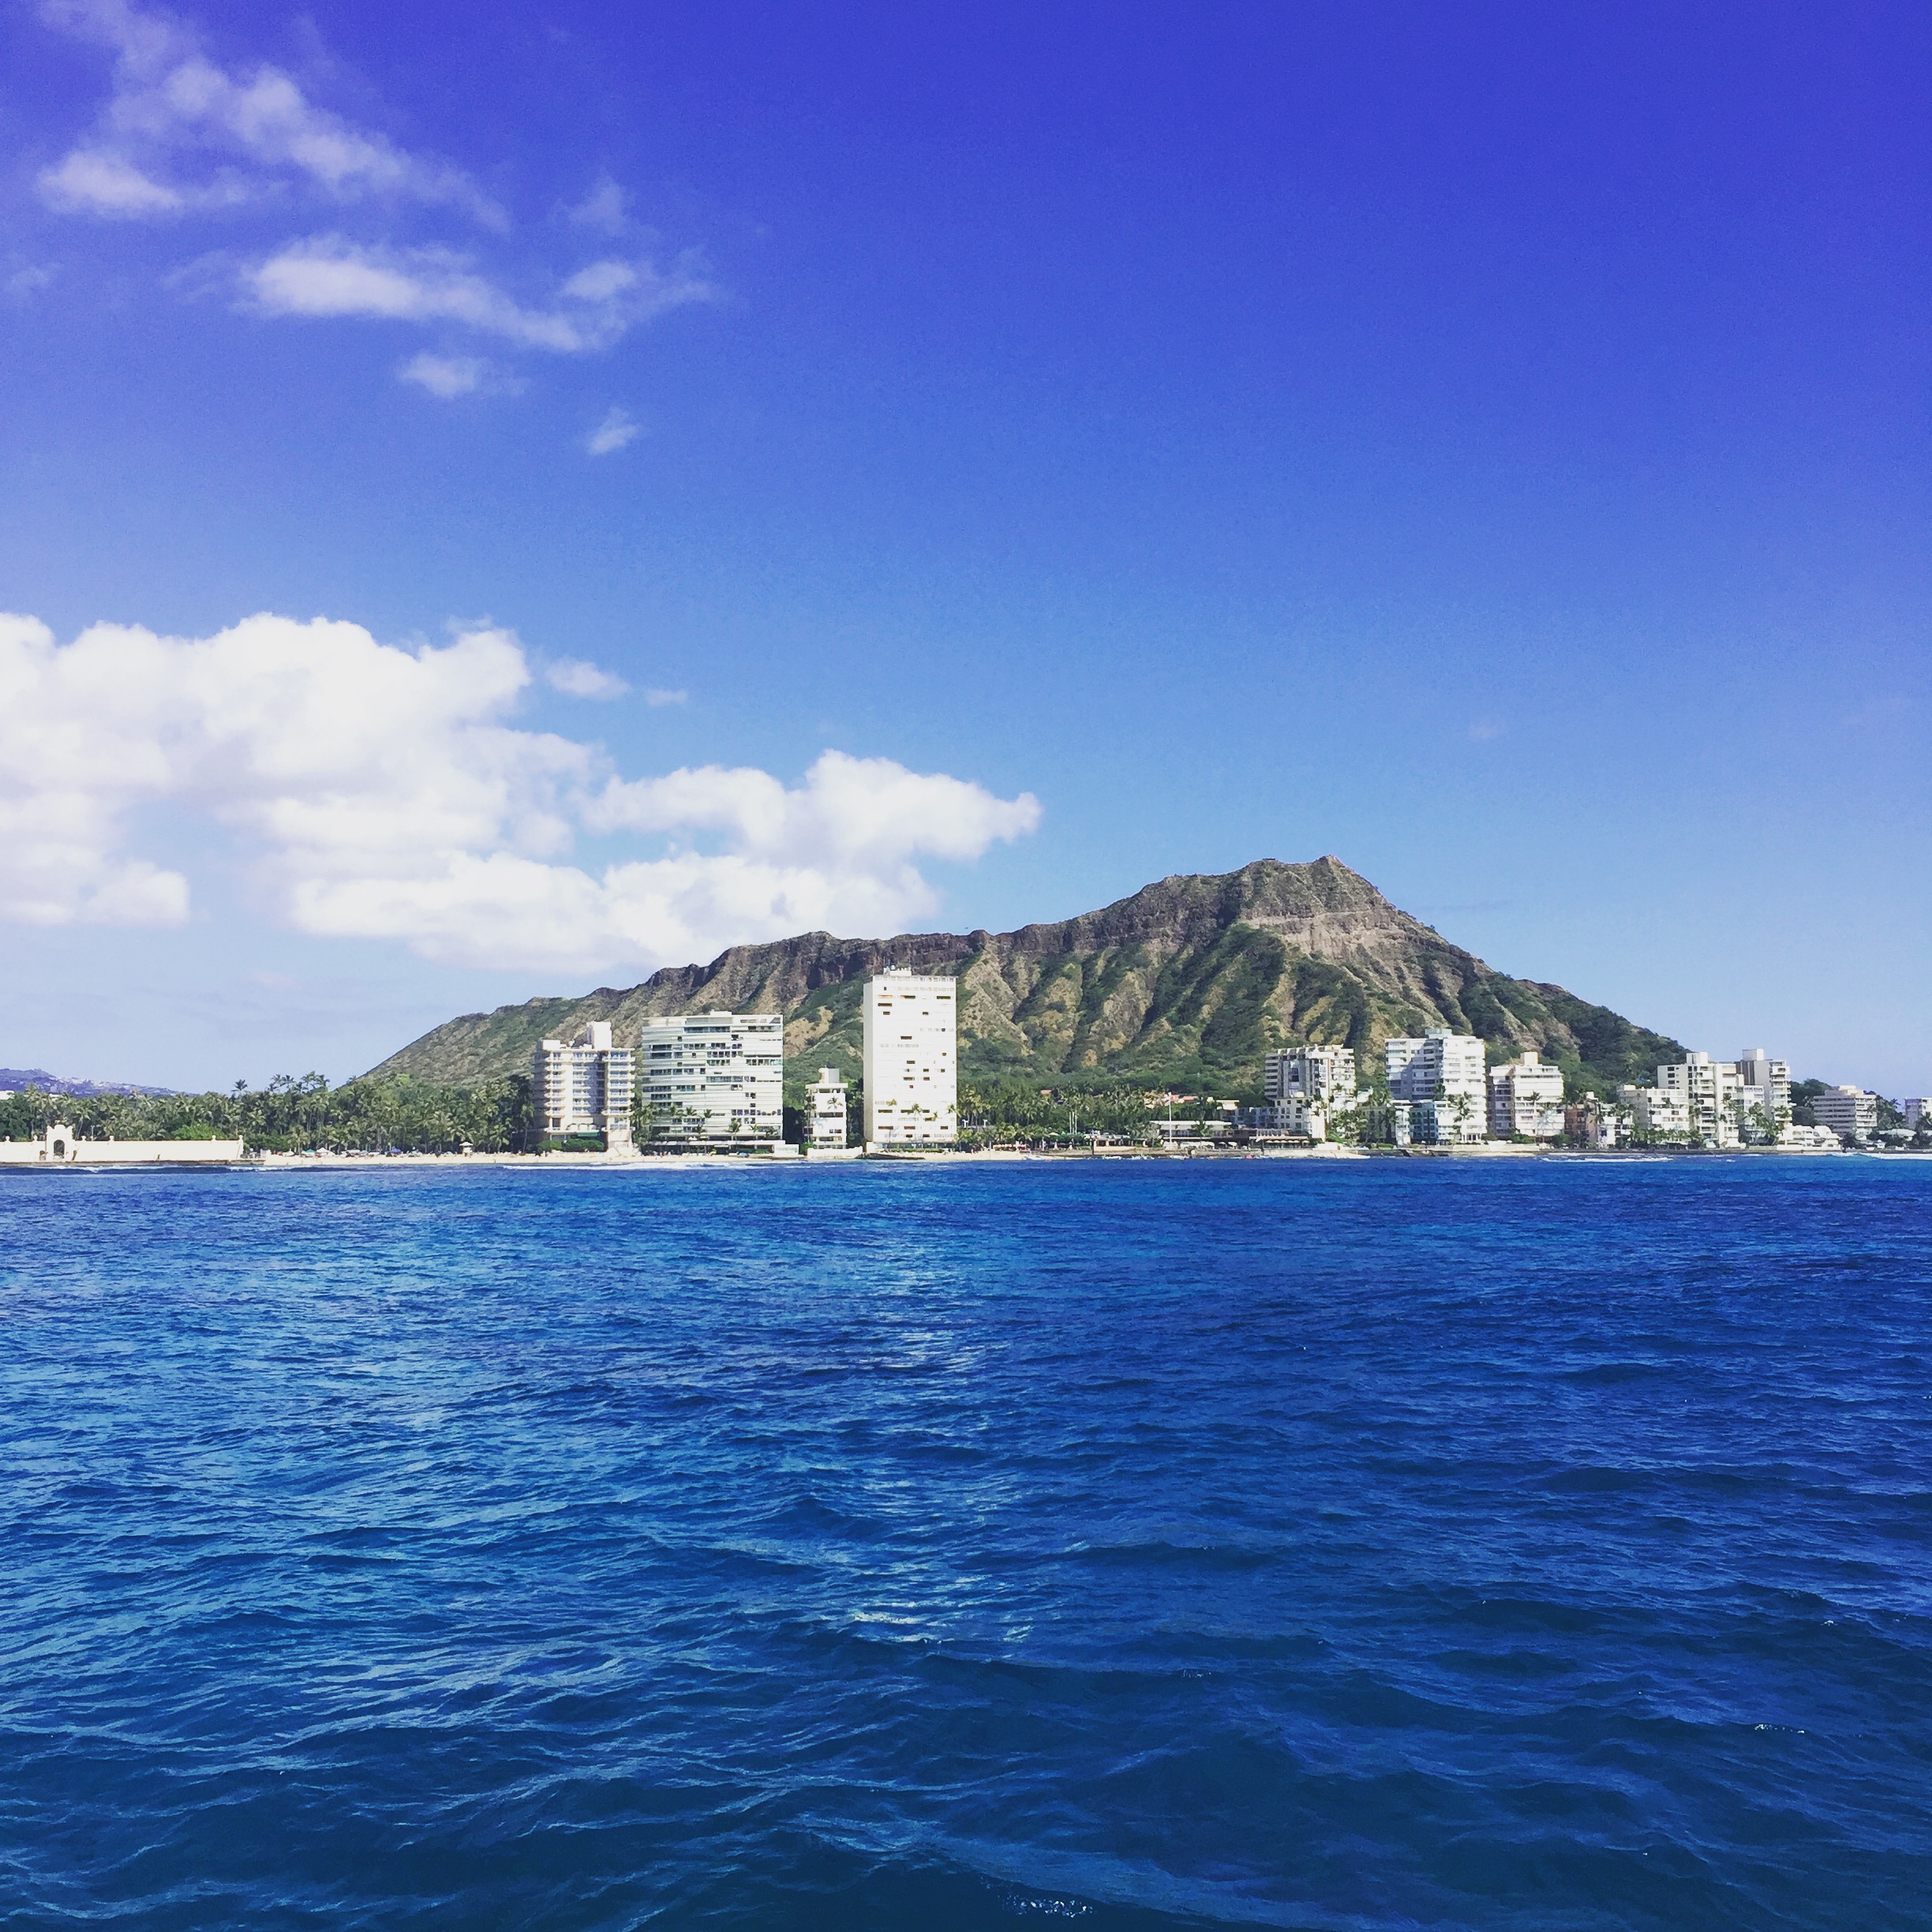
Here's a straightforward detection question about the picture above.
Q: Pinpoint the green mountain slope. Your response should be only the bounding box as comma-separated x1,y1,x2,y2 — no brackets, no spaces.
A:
365,857,1683,1101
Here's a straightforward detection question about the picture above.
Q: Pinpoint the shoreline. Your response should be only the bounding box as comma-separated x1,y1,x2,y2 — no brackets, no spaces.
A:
8,1144,1917,1174
229,1142,1900,1170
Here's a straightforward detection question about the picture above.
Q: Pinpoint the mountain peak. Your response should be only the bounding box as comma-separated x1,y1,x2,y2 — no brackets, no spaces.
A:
367,859,1679,1099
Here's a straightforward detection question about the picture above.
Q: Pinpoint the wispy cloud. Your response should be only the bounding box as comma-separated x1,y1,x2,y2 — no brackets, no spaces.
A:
546,658,629,699
586,404,641,455
245,237,715,354
32,2,722,384
36,0,503,225
399,352,488,398
643,687,687,708
39,147,187,216
1467,718,1507,743
564,174,628,234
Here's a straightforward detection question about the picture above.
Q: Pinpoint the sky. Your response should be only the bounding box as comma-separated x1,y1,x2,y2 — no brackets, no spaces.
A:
0,0,1926,1093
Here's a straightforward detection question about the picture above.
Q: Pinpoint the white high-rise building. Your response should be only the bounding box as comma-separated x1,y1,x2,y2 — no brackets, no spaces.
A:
532,1020,635,1150
1735,1048,1792,1137
1264,1045,1356,1104
1653,1052,1742,1147
862,968,957,1145
803,1067,849,1149
1904,1099,1930,1131
636,1010,784,1146
1811,1086,1878,1143
1256,1045,1356,1139
1487,1050,1567,1140
1385,1029,1487,1142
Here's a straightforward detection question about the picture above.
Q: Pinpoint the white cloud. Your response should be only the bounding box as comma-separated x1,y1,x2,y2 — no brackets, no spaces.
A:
563,260,639,302
1467,718,1507,743
36,6,721,382
0,610,1040,973
36,0,502,224
39,146,185,215
245,237,714,353
586,405,640,455
564,174,628,234
643,687,687,708
585,752,1043,873
399,351,487,398
546,658,628,699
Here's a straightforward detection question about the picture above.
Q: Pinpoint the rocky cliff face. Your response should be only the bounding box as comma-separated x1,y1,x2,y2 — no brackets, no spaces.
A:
365,857,1683,1099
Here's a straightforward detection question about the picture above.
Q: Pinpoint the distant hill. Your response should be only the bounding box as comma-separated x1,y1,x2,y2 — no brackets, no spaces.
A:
368,858,1683,1103
0,1068,177,1098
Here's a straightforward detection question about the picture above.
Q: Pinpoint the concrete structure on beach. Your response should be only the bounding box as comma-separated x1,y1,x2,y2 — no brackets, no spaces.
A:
637,1011,784,1148
0,1122,245,1164
862,968,957,1145
532,1021,635,1151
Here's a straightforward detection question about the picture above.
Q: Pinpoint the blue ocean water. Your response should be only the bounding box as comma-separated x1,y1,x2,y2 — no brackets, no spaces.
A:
2,1157,1928,1930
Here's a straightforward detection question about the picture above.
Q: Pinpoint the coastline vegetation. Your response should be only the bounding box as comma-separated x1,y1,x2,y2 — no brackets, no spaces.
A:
956,1080,1160,1147
0,1075,532,1154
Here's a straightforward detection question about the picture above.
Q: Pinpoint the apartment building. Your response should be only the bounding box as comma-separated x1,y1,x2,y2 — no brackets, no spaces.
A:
803,1067,850,1149
1385,1028,1487,1142
1619,1050,1756,1147
861,968,957,1145
1255,1093,1328,1139
1653,1052,1742,1147
1563,1094,1619,1149
1264,1045,1357,1104
1487,1049,1567,1140
636,1010,784,1147
1733,1047,1792,1140
1252,1044,1357,1139
1619,1082,1694,1140
531,1020,635,1150
1810,1085,1878,1143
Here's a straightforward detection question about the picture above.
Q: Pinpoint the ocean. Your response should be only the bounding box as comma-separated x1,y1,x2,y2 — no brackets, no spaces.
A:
2,1155,1927,1930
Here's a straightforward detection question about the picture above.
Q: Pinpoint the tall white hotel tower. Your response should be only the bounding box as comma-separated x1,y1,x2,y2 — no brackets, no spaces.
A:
531,1020,635,1151
861,968,958,1145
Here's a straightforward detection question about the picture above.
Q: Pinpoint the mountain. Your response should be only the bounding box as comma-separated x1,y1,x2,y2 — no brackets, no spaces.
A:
0,1068,177,1097
366,858,1683,1103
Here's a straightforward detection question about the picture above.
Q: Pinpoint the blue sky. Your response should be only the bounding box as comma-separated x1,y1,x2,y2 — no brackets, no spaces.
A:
1,0,1926,1092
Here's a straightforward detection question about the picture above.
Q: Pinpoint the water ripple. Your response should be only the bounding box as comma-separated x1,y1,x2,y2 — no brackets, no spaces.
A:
2,1156,1929,1928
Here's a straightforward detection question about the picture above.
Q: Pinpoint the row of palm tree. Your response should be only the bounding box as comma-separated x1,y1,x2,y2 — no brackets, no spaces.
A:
0,1073,534,1154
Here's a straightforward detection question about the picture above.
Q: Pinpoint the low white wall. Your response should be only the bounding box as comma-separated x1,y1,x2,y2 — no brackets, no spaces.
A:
0,1136,245,1165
